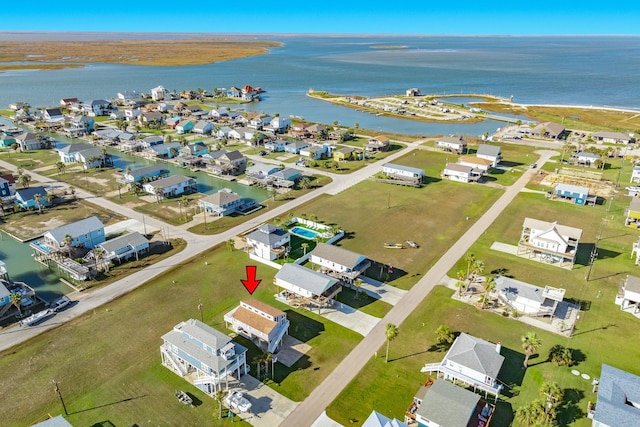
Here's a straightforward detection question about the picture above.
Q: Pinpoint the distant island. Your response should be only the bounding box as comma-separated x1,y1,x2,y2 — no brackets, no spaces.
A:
0,39,282,71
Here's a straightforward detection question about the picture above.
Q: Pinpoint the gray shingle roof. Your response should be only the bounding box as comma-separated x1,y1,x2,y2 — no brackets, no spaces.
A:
145,175,195,188
15,186,48,201
383,163,425,175
310,242,366,269
444,333,504,378
555,183,590,195
477,144,501,157
127,164,169,178
246,224,289,246
495,275,545,304
47,216,104,243
275,263,339,296
416,380,480,427
200,191,241,207
594,364,640,425
98,232,148,253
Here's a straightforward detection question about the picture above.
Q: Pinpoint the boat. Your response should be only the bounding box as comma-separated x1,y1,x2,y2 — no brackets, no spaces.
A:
224,391,252,412
384,243,404,249
175,390,193,406
406,240,420,248
19,308,55,327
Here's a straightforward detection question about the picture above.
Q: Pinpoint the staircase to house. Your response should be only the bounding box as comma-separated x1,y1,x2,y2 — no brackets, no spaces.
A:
161,347,187,376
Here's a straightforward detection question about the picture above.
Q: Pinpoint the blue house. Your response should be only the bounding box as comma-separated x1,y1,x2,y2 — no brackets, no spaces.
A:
284,141,311,154
15,186,49,210
0,176,12,197
149,142,182,159
160,319,249,395
264,139,287,152
0,279,10,307
123,164,170,183
554,183,593,206
42,216,105,252
181,141,209,157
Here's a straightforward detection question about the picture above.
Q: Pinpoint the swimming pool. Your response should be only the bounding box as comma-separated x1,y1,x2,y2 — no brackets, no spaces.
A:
290,226,319,240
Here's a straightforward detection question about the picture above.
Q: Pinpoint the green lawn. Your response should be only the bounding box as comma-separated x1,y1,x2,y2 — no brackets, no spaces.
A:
0,244,362,426
327,284,640,426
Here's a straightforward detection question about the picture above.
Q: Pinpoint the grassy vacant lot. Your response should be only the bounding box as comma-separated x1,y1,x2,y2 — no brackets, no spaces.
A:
0,39,282,68
0,198,127,241
0,244,363,427
286,149,503,290
327,283,640,426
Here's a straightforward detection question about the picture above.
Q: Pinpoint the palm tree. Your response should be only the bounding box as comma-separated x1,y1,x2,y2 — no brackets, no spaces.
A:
45,192,54,207
33,193,42,213
10,292,22,318
471,259,485,280
226,239,235,252
434,325,455,346
540,381,563,421
385,323,398,363
301,242,309,256
353,278,363,299
214,389,226,419
154,187,164,204
514,402,541,427
521,331,543,368
455,270,466,296
465,253,476,282
56,161,65,175
482,276,496,309
131,182,142,196
116,182,124,199
94,248,105,272
17,173,31,188
264,353,273,379
299,177,311,190
63,234,74,258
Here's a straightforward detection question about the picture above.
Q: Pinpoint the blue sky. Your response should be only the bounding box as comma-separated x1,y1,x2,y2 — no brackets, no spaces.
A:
2,1,640,35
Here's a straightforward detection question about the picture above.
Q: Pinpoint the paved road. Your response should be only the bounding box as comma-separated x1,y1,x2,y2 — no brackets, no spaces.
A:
280,149,558,427
0,141,419,351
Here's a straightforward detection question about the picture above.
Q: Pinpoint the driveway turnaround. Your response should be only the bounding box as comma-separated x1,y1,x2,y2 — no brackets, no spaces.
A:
231,374,298,427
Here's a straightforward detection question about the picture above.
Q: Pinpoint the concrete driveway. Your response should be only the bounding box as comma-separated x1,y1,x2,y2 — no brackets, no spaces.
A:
230,374,298,427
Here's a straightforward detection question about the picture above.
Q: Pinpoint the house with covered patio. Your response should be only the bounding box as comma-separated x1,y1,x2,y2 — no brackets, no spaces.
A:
245,224,290,261
615,275,640,317
494,275,566,318
274,263,341,313
96,231,149,265
142,175,197,198
517,217,582,269
224,299,289,354
160,319,248,395
198,189,259,217
309,242,371,283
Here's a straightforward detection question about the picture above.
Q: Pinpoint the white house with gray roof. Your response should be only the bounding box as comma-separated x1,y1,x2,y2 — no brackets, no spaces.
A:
142,175,197,198
436,135,467,154
615,275,640,316
122,164,170,183
382,163,425,182
589,364,640,426
442,163,482,183
309,242,370,282
364,410,409,427
518,218,582,269
575,151,601,167
41,216,105,252
245,224,290,261
160,319,248,395
97,231,149,264
495,275,565,317
592,131,634,144
476,144,502,167
273,263,342,301
410,380,495,427
198,189,259,217
421,333,504,400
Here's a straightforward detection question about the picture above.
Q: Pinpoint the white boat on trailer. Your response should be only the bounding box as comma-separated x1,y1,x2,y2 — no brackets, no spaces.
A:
19,308,55,327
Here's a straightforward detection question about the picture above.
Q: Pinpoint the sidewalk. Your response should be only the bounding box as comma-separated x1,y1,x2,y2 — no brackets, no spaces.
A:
320,302,380,336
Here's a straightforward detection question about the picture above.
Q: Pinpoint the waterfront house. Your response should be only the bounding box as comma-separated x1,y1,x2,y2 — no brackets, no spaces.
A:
245,224,290,261
150,85,167,101
57,143,105,169
223,299,289,353
364,411,409,427
436,135,467,154
42,108,64,123
142,175,197,198
592,131,634,144
118,90,140,101
270,168,301,184
476,144,502,167
300,143,331,160
531,121,566,139
209,150,247,176
242,85,259,101
193,121,214,135
97,231,149,264
124,108,141,121
264,139,287,153
406,88,421,96
70,115,95,133
442,163,482,183
382,163,425,182
86,99,111,116
366,135,390,152
420,333,504,400
457,155,493,173
215,125,233,139
265,116,290,133
160,319,249,395
553,183,595,206
274,263,341,310
575,151,601,167
589,364,640,426
210,107,229,120
176,120,194,134
625,198,640,229
0,135,16,148
166,116,180,129
246,162,280,179
139,111,163,125
140,135,164,149
226,87,242,98
122,164,170,183
180,141,209,157
42,216,105,252
406,380,495,427
247,113,271,130
309,242,370,282
15,186,49,210
517,218,582,269
0,176,13,197
60,97,80,107
307,124,328,138
198,189,259,217
334,146,362,161
291,123,312,139
284,140,311,154
615,275,640,316
148,142,182,159
494,275,566,317
15,132,42,151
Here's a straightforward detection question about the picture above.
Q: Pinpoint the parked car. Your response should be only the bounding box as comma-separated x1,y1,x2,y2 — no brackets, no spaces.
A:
529,163,537,169
224,391,252,413
51,295,72,312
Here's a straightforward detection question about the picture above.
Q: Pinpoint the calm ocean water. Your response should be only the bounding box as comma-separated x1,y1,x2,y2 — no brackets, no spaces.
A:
2,35,640,136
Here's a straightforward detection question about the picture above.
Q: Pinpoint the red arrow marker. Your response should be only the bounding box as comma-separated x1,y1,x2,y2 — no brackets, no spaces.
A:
241,266,262,295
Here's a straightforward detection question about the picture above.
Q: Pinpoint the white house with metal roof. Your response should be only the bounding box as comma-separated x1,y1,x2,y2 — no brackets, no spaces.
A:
97,231,149,264
518,218,582,269
615,275,640,316
309,242,370,282
142,175,197,198
274,263,341,310
495,275,565,317
436,135,467,154
160,319,248,395
442,163,482,183
421,333,504,400
591,131,634,144
198,189,259,217
245,224,290,261
589,364,640,426
382,163,425,182
223,299,289,353
476,144,502,167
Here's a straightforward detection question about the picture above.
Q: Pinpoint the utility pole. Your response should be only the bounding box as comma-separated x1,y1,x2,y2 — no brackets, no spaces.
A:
53,380,68,416
198,300,203,322
586,219,607,281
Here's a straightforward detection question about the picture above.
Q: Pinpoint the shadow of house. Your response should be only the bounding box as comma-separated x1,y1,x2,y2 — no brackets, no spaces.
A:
497,346,526,398
285,309,325,342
